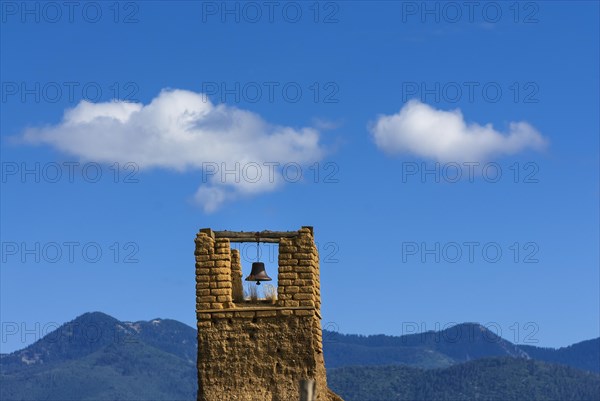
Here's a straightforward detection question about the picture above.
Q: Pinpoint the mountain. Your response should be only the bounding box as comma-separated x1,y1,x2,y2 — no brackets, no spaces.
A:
323,323,528,370
520,338,600,373
1,312,599,400
327,358,600,401
323,323,600,373
1,312,196,400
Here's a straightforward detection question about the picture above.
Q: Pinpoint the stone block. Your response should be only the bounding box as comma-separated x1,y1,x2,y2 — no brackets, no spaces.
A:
279,246,298,253
235,311,256,318
285,286,300,294
256,311,277,317
212,268,230,275
295,252,315,260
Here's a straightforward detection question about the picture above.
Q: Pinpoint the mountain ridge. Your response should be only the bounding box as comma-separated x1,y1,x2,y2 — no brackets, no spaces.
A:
1,312,598,401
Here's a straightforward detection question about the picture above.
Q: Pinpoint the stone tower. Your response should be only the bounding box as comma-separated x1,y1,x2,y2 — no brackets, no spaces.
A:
195,226,343,401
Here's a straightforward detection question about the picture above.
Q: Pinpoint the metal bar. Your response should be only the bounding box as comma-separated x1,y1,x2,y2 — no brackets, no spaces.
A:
213,230,298,243
196,306,315,313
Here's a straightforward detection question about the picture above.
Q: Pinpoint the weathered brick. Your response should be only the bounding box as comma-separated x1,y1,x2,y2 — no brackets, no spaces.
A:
295,252,314,260
279,246,298,253
235,311,256,318
256,311,277,317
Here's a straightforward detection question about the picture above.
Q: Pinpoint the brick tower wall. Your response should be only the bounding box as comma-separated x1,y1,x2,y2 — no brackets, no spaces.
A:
195,227,342,401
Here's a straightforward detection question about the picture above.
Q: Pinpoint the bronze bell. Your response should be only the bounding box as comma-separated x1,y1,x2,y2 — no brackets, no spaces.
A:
245,262,272,285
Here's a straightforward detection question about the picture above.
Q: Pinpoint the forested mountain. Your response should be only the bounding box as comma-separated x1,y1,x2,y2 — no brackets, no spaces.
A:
1,312,598,400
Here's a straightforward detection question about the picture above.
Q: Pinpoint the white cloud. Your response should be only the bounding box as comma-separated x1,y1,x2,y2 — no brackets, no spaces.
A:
21,89,325,212
370,100,547,163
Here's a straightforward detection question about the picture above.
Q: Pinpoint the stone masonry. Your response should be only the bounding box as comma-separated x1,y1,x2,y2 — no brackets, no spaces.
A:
195,226,343,401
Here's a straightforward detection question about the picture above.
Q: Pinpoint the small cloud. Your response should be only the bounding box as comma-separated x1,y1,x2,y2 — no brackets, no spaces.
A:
20,89,326,212
369,99,547,163
311,118,342,131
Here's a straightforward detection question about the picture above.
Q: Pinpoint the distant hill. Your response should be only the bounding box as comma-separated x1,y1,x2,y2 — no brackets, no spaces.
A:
520,339,600,374
323,323,600,373
1,312,599,400
1,312,196,401
323,322,528,370
328,358,600,401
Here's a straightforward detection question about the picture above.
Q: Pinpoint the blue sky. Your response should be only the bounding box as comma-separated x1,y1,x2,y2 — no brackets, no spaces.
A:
1,1,598,353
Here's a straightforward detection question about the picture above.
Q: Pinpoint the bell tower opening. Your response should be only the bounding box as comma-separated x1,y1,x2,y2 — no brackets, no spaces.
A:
232,241,279,304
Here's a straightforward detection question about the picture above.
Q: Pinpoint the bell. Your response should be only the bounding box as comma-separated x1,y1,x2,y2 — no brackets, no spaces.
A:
245,262,272,285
